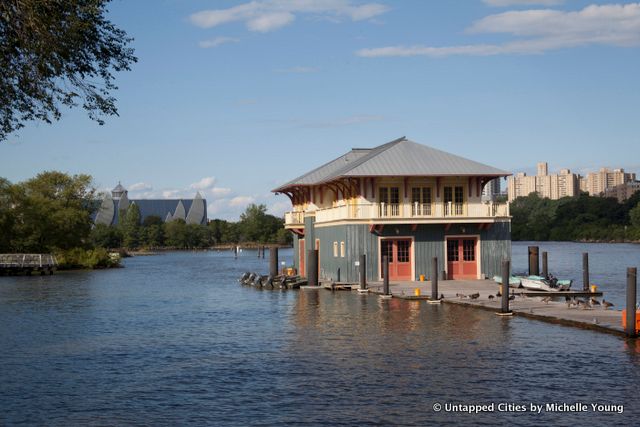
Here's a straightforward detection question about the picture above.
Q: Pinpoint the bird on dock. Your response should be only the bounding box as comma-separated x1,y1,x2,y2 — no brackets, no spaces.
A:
509,294,516,301
440,293,445,300
567,298,577,309
582,300,592,310
488,294,495,300
602,299,614,310
564,296,572,302
469,292,480,300
590,297,601,306
456,293,466,299
496,291,502,297
541,296,551,304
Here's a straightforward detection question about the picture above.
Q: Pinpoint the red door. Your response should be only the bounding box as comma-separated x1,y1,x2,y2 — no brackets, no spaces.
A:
447,238,478,279
381,239,412,281
299,239,305,277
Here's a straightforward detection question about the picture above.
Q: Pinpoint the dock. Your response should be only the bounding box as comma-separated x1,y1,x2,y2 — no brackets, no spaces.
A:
362,279,628,336
0,254,58,276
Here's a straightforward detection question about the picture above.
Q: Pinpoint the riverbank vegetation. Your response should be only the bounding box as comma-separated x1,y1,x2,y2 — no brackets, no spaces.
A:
1,172,291,269
511,193,640,242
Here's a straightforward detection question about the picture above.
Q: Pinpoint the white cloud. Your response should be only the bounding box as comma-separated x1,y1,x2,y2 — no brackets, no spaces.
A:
357,3,640,57
198,36,240,48
247,11,296,32
483,0,563,7
190,176,217,191
211,187,232,197
275,66,318,73
189,0,389,32
229,196,256,207
128,182,153,191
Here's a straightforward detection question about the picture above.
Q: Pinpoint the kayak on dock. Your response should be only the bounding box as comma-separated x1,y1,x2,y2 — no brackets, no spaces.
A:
519,275,572,292
492,275,522,287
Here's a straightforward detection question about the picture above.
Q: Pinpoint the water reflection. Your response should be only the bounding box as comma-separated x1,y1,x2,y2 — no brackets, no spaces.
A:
1,249,639,425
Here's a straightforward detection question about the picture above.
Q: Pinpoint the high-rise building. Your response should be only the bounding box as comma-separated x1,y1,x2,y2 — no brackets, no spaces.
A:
579,168,636,196
507,162,579,201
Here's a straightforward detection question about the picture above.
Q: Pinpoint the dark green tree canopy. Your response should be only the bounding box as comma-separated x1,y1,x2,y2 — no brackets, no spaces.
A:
0,0,137,141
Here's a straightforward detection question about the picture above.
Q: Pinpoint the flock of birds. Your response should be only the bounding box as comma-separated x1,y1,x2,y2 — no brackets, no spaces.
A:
452,291,615,310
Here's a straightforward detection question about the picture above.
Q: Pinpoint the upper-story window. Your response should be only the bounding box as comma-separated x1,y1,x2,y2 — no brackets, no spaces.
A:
379,186,400,217
444,185,464,216
411,187,432,216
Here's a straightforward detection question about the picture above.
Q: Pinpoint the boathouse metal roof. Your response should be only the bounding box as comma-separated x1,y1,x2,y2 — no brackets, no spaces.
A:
273,137,511,192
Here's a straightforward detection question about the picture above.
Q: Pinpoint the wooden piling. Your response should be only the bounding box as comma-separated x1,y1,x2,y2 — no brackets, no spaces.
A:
626,267,637,338
528,246,539,276
359,254,367,290
307,249,318,287
431,257,438,300
583,252,589,291
262,246,265,259
269,247,278,277
383,255,390,295
501,260,511,314
542,251,548,277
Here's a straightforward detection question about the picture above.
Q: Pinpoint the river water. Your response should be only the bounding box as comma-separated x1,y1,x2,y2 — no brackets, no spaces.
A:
1,242,639,426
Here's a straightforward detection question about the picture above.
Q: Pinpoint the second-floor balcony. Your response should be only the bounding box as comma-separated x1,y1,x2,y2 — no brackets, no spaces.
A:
285,201,509,227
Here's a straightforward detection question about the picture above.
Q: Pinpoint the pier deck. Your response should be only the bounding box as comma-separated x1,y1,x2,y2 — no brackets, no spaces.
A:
0,254,57,275
361,279,626,336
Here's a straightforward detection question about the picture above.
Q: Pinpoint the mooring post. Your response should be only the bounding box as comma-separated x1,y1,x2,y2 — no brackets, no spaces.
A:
626,267,637,338
359,254,367,290
257,246,261,258
337,267,341,282
234,246,238,259
383,255,390,295
307,249,318,287
501,260,511,314
270,247,278,277
542,251,548,277
262,246,265,259
528,246,539,276
583,252,589,291
432,257,439,300
441,270,446,281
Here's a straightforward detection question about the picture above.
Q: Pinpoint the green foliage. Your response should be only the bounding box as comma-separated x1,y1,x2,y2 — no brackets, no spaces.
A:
0,177,14,252
3,171,96,252
56,247,120,269
630,203,640,228
164,219,188,248
511,193,640,242
121,203,141,248
237,203,288,243
0,0,137,141
90,223,122,248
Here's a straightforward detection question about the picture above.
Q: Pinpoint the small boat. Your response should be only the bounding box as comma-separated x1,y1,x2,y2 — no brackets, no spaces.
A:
520,275,572,292
492,275,522,287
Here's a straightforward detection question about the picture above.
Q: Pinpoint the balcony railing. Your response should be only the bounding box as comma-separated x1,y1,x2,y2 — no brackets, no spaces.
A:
284,211,305,226
291,202,509,226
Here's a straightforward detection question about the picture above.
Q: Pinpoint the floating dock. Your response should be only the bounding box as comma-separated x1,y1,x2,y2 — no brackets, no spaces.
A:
365,279,629,337
0,254,57,276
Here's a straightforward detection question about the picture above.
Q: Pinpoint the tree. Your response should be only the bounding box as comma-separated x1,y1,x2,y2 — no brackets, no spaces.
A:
8,171,96,252
89,223,122,248
121,203,141,248
0,178,14,251
238,203,285,243
631,203,640,228
164,219,188,248
0,0,137,141
141,215,164,247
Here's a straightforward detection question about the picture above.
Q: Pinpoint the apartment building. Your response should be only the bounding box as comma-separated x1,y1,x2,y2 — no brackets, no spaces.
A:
579,168,636,196
507,162,579,201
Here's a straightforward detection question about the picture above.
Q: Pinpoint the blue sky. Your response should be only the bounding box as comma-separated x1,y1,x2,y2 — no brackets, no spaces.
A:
2,0,639,220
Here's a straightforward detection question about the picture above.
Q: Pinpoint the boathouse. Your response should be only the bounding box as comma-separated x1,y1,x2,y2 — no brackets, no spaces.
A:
273,137,512,282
